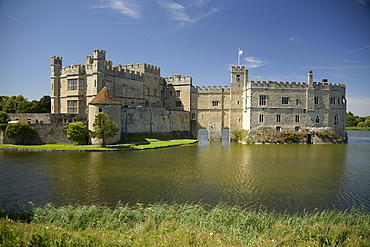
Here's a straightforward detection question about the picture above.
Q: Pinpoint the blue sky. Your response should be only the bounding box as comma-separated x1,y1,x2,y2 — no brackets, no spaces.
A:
1,0,369,116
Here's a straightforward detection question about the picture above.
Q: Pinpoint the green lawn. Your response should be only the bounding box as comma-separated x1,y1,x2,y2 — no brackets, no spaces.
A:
0,136,198,151
347,127,370,131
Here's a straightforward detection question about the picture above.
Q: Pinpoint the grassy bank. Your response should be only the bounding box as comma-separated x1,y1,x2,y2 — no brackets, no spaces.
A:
347,127,370,131
0,136,198,151
1,203,369,246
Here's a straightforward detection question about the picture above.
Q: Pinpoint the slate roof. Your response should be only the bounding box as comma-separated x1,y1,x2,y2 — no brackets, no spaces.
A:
89,87,121,105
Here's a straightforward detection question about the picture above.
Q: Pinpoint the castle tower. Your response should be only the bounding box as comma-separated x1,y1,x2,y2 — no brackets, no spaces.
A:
50,56,62,113
88,87,122,145
229,66,247,137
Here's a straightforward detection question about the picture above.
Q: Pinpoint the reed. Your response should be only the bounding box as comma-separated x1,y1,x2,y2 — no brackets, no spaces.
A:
1,202,369,246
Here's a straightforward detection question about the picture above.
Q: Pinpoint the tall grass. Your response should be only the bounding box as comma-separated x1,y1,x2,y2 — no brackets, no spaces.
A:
1,202,369,246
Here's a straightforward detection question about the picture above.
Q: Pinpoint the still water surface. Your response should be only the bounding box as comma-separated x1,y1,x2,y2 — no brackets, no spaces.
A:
1,130,369,212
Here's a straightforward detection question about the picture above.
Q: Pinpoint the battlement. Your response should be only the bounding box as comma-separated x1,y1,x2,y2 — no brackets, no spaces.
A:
248,80,345,90
195,85,230,93
102,65,144,80
51,56,62,65
164,74,192,85
61,64,85,76
93,49,106,59
231,66,246,71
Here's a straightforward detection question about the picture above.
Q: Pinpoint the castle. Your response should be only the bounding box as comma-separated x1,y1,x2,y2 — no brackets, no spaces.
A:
49,49,347,144
1,49,347,144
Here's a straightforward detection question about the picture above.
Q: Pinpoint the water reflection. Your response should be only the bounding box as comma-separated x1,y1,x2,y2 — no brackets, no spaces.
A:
0,131,369,212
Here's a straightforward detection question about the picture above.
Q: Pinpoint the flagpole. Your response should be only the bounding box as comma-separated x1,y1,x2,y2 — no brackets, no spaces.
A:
238,48,243,66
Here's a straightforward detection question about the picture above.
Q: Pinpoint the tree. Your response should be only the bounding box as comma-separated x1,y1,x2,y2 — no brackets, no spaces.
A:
3,101,16,113
0,111,9,123
90,113,119,147
66,122,89,145
5,121,35,144
0,111,9,131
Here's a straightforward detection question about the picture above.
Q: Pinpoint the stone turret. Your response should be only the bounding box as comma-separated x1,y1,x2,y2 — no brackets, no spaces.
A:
88,87,121,145
50,56,62,113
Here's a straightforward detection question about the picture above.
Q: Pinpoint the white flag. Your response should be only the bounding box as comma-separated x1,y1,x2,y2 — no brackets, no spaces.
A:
238,49,243,56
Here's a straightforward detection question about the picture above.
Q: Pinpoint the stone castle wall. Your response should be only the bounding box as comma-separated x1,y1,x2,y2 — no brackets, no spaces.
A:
48,50,347,143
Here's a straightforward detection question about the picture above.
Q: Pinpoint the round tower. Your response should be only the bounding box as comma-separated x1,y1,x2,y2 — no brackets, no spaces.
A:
88,87,122,145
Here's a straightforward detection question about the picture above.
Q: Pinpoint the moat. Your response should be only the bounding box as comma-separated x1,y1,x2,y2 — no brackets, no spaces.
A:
1,130,369,212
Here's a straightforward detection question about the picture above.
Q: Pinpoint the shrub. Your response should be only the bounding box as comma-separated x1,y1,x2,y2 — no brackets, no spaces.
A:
5,121,35,144
66,122,89,145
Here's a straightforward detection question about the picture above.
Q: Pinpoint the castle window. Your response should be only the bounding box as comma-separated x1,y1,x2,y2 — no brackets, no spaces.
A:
67,100,78,113
175,101,182,108
236,75,241,81
295,114,300,123
191,112,196,119
282,97,289,105
212,101,219,107
176,90,181,97
330,97,336,105
276,126,281,132
154,89,158,97
295,126,300,132
67,79,78,91
315,116,320,124
259,114,264,122
79,79,84,91
296,99,300,106
276,114,281,123
259,95,267,106
334,114,339,126
314,96,319,105
99,108,103,113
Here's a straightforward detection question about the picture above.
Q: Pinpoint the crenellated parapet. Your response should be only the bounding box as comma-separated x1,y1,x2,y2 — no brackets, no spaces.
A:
51,56,62,65
61,64,85,76
195,85,230,94
248,80,307,89
164,74,192,85
117,63,160,75
312,81,346,91
248,79,345,91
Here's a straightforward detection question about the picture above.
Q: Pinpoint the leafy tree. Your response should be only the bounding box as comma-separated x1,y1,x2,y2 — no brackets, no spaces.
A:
90,113,119,147
5,121,35,144
38,95,51,113
3,101,16,113
0,111,9,131
17,101,34,113
0,111,9,123
67,122,89,145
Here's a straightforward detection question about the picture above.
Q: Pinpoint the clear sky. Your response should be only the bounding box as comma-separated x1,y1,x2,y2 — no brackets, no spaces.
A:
1,0,369,116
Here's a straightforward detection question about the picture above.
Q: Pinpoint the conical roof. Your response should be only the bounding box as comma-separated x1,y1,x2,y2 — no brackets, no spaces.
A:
89,87,121,105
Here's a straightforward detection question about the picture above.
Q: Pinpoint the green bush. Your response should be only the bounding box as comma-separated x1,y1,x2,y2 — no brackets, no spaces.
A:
66,122,89,145
5,121,35,144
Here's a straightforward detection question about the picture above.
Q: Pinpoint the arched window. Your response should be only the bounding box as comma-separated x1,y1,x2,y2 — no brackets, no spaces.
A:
334,114,339,126
315,116,320,124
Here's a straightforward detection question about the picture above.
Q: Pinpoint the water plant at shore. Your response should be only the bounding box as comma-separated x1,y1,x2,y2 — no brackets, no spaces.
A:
1,202,369,246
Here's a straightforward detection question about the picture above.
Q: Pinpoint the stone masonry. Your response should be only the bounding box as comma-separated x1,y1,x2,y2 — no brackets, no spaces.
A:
3,49,346,144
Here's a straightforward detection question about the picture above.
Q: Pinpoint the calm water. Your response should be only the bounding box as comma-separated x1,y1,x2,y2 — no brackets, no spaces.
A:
1,130,369,212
